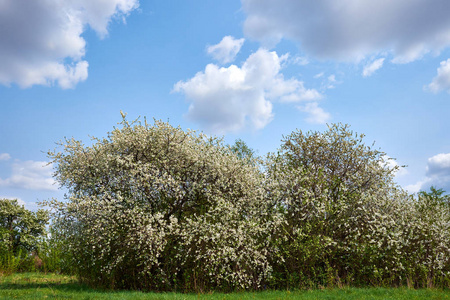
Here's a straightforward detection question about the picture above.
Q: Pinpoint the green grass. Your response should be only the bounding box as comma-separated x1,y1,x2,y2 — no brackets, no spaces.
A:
1,273,450,299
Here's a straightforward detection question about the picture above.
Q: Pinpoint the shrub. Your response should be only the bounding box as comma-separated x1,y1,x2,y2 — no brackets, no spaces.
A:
46,114,270,291
398,187,450,288
265,124,411,288
44,117,450,291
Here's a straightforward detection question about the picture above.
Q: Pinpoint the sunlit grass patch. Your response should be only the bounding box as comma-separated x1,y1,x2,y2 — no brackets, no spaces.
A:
1,272,75,284
2,273,450,299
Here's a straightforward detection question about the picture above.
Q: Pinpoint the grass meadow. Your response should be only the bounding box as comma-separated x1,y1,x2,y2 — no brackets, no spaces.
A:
1,273,450,299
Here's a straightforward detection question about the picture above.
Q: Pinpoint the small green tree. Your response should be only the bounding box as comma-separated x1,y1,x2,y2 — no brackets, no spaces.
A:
418,186,450,209
0,199,49,254
230,139,258,165
0,198,49,274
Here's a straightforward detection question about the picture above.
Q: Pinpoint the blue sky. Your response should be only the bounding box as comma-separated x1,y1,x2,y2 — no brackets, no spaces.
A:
1,0,450,209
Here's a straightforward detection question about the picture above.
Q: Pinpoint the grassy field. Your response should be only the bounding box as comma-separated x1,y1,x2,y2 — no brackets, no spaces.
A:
1,273,450,299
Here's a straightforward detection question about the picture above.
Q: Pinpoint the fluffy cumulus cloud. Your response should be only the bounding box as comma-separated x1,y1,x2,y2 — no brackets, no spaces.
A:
207,36,245,64
427,59,450,93
242,0,450,63
174,48,322,133
363,58,385,77
427,153,450,177
0,0,138,89
422,153,450,191
0,160,57,191
406,153,450,193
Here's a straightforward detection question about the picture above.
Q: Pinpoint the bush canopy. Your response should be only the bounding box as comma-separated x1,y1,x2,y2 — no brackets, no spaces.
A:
45,115,450,291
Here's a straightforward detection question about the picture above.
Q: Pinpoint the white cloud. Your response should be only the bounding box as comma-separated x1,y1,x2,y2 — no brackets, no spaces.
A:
297,102,330,124
207,36,245,64
0,153,11,161
404,179,430,194
314,72,324,79
0,160,57,191
325,74,338,89
242,0,450,63
407,153,450,193
363,58,385,77
291,56,309,66
427,59,450,93
0,0,138,89
174,48,322,133
427,153,450,177
314,73,340,89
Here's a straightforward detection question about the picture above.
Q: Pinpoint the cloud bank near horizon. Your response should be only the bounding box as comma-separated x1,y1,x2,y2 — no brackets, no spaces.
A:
0,156,57,191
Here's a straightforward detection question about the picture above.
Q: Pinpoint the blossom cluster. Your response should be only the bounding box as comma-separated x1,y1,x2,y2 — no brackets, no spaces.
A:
47,115,270,291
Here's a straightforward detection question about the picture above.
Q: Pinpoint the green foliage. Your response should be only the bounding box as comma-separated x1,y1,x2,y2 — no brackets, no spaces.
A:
230,139,258,166
418,186,450,210
0,199,49,274
35,224,76,274
0,199,49,254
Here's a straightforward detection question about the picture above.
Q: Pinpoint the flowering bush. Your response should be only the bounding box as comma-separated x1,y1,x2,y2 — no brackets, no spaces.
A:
47,114,270,291
46,117,450,291
265,124,450,288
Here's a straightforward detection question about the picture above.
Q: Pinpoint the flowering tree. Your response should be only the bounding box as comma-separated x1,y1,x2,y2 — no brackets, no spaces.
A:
265,124,411,287
47,114,270,291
